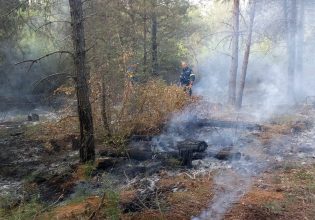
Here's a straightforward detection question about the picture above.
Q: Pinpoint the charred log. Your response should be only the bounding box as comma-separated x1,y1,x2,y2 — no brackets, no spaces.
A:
213,147,241,161
177,140,208,167
178,119,262,131
99,139,208,167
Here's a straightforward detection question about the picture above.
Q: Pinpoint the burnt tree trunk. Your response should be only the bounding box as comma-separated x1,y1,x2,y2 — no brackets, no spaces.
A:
101,63,111,137
151,0,158,76
69,0,95,162
228,0,240,106
296,0,304,90
143,1,148,75
286,0,297,102
236,0,256,109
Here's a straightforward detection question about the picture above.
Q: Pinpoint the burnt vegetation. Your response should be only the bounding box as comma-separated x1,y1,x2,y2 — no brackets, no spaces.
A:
1,0,315,220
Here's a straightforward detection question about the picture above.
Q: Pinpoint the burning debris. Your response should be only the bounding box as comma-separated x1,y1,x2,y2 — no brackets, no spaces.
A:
27,113,39,121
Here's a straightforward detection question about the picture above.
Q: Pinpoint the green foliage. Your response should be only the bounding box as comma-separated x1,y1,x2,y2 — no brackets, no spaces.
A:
66,188,91,205
281,162,298,172
0,198,43,220
0,193,16,210
103,191,121,220
263,201,284,215
294,170,314,182
24,124,42,139
166,158,182,167
263,193,296,215
23,170,43,183
82,162,95,180
307,183,315,192
103,134,127,151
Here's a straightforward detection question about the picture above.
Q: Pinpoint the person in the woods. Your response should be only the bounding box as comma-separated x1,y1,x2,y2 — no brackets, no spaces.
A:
179,61,195,96
123,62,139,101
126,63,139,85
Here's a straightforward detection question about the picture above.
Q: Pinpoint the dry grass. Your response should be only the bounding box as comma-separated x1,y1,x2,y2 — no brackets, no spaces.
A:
117,80,190,136
256,115,312,145
121,173,213,220
24,80,190,150
41,173,213,220
225,165,315,220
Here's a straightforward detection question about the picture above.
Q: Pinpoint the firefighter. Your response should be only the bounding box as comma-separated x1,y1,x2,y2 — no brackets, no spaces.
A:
123,62,139,102
179,61,195,96
126,63,139,85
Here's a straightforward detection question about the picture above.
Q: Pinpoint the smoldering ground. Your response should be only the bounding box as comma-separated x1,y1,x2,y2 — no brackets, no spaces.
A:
153,1,315,219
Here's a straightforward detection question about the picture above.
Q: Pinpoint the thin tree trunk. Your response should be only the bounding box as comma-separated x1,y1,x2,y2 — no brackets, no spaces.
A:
151,0,158,76
69,0,95,162
101,68,111,137
296,0,304,88
287,0,297,102
236,0,256,109
228,0,240,106
143,0,148,74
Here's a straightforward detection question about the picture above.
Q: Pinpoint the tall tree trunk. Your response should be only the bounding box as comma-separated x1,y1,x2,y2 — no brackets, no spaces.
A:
143,5,148,74
296,0,304,89
69,0,95,162
228,0,240,106
287,0,297,102
101,67,111,138
151,0,158,76
236,0,256,109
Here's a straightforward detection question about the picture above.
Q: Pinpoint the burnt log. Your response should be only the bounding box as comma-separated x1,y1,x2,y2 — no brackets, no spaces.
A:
96,157,122,170
213,147,241,161
99,141,153,161
72,137,80,150
176,140,208,167
127,141,153,161
27,115,32,121
179,119,262,131
32,113,39,121
27,114,39,121
99,139,208,167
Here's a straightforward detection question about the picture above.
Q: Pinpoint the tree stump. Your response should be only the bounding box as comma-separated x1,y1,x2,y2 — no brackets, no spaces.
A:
177,140,208,167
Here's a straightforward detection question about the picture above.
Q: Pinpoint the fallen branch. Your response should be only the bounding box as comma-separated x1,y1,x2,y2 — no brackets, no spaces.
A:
33,194,64,220
88,192,106,220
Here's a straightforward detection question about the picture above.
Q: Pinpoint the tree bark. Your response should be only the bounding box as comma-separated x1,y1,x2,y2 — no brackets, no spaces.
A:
151,0,158,76
287,0,297,102
101,64,111,138
69,0,95,162
228,0,240,106
296,0,304,87
143,0,148,75
236,0,256,109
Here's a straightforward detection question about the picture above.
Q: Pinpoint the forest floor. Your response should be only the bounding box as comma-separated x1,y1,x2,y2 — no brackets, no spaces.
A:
1,103,315,220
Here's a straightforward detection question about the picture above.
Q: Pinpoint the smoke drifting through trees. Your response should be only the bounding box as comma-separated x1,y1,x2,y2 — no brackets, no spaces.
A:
191,0,314,115
1,0,315,218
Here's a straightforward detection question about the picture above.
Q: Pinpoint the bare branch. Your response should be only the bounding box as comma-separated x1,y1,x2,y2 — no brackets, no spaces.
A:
15,51,74,72
31,72,73,93
35,20,71,32
0,0,28,19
